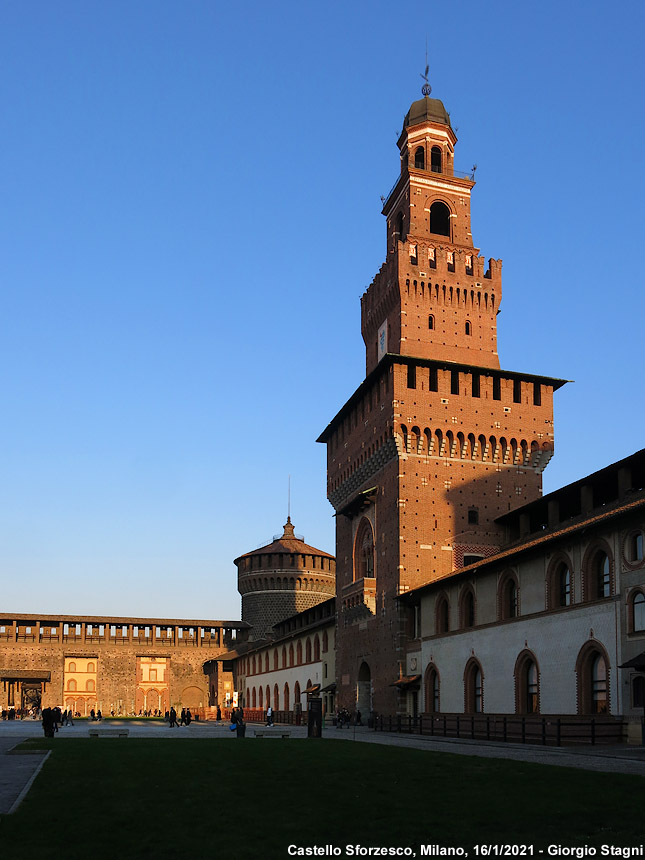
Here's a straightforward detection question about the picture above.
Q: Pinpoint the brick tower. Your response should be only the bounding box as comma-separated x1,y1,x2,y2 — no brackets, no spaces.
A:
234,518,336,640
318,88,566,715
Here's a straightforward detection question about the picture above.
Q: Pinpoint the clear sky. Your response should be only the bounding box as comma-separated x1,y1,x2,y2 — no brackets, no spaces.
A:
1,1,644,621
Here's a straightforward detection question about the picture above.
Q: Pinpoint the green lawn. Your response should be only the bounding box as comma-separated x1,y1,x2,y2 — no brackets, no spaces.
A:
1,739,642,859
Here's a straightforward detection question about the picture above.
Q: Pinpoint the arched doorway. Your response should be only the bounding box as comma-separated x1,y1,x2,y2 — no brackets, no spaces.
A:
357,661,371,715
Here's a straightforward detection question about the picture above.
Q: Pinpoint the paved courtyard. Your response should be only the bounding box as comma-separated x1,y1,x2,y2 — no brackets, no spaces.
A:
1,718,643,815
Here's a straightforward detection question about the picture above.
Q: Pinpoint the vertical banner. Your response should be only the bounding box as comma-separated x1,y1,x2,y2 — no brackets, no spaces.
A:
377,321,388,363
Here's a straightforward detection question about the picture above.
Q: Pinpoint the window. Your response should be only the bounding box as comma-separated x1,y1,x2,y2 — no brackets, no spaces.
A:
627,531,644,563
430,146,442,173
297,641,302,665
465,321,472,336
429,201,450,237
425,665,440,713
634,676,645,709
493,377,501,400
576,644,610,714
150,669,157,682
282,646,287,668
631,591,645,632
68,662,76,673
284,683,290,711
289,644,294,667
322,630,328,653
513,379,522,403
460,588,475,628
471,373,480,397
450,370,459,395
435,595,449,634
515,651,540,714
533,382,541,406
467,509,479,525
499,574,518,620
414,146,424,169
591,655,608,714
428,367,438,392
86,679,95,692
463,554,484,568
313,635,320,661
558,564,571,607
68,679,77,692
586,549,612,600
87,662,95,673
407,364,416,389
464,660,483,713
306,638,312,662
428,315,434,330
274,650,278,670
354,518,375,581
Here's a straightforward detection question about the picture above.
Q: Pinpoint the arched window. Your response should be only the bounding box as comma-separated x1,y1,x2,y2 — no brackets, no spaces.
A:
429,201,450,237
584,546,613,600
313,634,321,661
258,686,263,709
576,643,610,714
274,684,280,710
264,653,269,673
274,650,278,670
288,644,294,667
68,662,76,673
627,531,644,563
515,651,539,714
431,146,442,173
265,685,270,708
414,146,425,169
86,679,95,692
464,659,483,713
322,630,328,653
305,638,312,663
68,679,77,692
296,641,303,665
631,590,645,632
354,518,375,581
465,321,472,336
424,664,440,713
282,646,287,668
435,594,449,634
460,587,476,629
548,559,572,609
284,683,290,711
87,662,95,673
428,314,434,330
252,656,256,675
498,573,518,620
252,687,257,708
294,681,301,709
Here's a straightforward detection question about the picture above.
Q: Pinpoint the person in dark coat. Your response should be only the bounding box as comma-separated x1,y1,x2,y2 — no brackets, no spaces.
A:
169,707,178,728
41,708,55,738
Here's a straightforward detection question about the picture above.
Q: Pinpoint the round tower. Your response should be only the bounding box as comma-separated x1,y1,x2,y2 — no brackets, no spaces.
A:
234,517,335,640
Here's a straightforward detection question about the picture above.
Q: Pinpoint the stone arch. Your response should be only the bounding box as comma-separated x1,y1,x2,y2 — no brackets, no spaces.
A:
575,640,611,714
181,686,203,708
464,657,483,714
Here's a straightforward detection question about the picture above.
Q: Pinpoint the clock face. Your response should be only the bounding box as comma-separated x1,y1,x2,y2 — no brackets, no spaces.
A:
377,321,388,362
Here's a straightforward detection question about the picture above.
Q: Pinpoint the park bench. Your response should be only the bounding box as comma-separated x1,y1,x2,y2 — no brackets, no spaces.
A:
88,727,129,738
254,729,291,739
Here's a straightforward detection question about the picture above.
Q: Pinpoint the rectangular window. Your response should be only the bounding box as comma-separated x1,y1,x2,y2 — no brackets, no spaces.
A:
451,370,459,395
122,626,127,637
407,364,416,389
513,379,522,403
533,382,541,406
429,367,438,392
75,624,81,636
156,627,161,637
87,624,92,635
144,626,150,638
98,625,104,636
133,626,139,637
493,377,501,400
471,373,480,398
110,625,116,637
428,248,436,269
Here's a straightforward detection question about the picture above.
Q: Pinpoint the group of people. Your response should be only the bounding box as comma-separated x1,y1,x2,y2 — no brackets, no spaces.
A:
167,707,192,727
336,708,361,728
41,706,78,736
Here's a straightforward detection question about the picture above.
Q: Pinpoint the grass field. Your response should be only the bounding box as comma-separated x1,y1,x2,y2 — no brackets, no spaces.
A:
0,738,642,859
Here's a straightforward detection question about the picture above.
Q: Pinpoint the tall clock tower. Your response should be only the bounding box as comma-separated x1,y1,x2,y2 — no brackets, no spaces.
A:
318,87,566,715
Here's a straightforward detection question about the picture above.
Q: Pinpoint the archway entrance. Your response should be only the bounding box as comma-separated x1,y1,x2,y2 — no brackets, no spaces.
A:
357,662,371,715
21,683,42,714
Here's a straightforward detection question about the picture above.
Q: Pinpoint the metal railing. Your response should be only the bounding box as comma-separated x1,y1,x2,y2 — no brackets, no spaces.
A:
373,713,626,746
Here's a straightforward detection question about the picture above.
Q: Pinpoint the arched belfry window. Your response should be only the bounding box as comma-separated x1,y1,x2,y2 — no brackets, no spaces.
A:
414,146,425,169
431,146,442,173
354,517,375,581
430,201,450,237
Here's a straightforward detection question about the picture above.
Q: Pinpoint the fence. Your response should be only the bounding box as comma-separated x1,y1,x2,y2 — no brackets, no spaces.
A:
373,713,625,746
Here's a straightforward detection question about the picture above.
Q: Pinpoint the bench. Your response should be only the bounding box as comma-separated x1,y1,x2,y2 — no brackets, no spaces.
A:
254,729,292,739
88,727,129,738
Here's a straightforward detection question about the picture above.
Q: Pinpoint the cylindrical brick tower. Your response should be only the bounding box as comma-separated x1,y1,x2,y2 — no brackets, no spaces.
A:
234,517,335,640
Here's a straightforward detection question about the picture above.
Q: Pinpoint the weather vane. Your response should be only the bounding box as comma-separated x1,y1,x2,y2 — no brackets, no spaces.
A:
421,39,431,96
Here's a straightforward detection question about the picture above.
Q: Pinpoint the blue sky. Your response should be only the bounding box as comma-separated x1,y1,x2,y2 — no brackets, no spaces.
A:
1,1,644,620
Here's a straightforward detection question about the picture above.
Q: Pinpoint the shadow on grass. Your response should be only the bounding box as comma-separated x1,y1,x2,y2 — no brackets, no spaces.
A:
0,739,641,859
